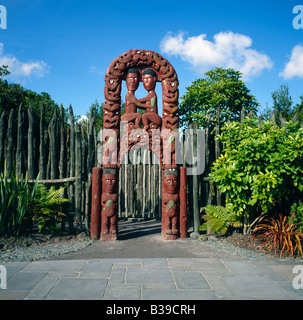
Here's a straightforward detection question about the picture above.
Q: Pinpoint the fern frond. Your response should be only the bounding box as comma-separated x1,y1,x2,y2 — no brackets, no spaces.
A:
200,205,242,235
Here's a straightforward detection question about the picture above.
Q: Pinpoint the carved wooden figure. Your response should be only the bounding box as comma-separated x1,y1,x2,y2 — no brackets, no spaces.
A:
162,168,179,239
139,69,162,132
121,69,142,130
100,168,118,241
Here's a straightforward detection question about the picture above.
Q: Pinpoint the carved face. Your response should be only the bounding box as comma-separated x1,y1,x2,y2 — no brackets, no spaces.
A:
142,74,156,91
163,175,178,194
126,72,139,92
102,174,117,194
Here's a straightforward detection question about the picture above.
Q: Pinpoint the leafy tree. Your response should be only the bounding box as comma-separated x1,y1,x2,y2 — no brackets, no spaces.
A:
294,95,303,124
269,84,294,125
0,64,59,124
272,84,293,120
179,67,259,129
261,84,303,125
0,65,10,78
85,100,104,132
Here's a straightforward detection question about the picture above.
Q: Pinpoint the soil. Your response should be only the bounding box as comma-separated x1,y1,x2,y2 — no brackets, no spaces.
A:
218,233,263,251
0,231,90,252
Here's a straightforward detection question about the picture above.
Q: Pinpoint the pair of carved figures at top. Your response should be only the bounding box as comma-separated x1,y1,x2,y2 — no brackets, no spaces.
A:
121,68,161,162
103,50,179,168
103,50,179,132
123,68,161,131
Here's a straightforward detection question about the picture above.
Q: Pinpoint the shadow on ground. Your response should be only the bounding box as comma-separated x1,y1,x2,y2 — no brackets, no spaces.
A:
117,219,162,240
46,219,238,260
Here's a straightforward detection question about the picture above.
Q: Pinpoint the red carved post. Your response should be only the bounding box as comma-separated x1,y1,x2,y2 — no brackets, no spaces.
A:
179,167,188,238
90,167,101,240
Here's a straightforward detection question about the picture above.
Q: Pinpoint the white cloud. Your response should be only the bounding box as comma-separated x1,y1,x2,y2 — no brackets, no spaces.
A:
89,65,104,76
160,31,273,80
0,42,49,79
77,115,88,124
279,44,303,79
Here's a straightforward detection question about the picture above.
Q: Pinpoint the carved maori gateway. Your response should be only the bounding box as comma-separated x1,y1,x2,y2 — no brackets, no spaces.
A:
91,49,187,241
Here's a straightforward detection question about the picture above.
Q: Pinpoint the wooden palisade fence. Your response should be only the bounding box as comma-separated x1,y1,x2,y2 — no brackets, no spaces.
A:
1,103,296,235
0,104,98,234
0,104,165,234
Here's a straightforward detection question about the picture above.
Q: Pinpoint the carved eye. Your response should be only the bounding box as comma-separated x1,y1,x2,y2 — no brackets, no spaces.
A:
171,82,175,87
106,179,109,182
110,79,114,84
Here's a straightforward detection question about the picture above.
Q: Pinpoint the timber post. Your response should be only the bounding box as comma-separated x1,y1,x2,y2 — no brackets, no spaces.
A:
179,166,188,238
90,167,102,239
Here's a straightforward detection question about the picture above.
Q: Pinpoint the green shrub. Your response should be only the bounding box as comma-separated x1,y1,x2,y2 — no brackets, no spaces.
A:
210,117,303,228
289,202,303,233
199,205,242,235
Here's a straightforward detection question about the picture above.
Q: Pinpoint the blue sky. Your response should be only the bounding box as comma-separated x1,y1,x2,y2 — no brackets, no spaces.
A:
1,0,303,118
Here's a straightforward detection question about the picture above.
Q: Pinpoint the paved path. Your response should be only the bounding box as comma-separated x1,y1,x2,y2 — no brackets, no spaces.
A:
1,258,302,300
0,220,303,300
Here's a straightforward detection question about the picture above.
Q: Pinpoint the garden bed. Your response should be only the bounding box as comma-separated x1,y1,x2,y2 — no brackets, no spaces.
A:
218,233,263,251
0,232,90,251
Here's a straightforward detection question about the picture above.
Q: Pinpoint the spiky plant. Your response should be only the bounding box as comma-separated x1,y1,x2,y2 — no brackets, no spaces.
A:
199,205,242,235
0,162,39,236
251,214,303,258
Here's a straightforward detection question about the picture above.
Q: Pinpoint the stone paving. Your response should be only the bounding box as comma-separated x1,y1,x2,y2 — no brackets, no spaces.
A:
0,257,302,300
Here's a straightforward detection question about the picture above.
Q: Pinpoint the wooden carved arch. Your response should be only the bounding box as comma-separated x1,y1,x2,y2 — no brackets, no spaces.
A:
99,49,183,241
